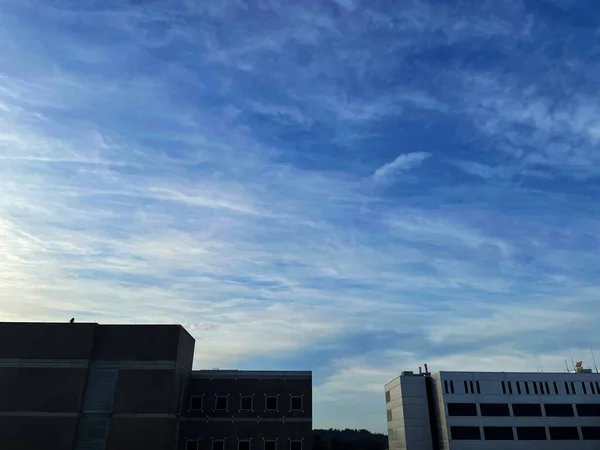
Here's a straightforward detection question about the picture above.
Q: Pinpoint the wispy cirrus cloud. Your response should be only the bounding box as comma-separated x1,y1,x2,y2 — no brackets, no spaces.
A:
373,152,431,183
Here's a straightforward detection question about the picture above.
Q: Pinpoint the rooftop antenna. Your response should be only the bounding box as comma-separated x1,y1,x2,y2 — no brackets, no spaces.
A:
591,349,599,373
564,360,570,372
571,357,576,370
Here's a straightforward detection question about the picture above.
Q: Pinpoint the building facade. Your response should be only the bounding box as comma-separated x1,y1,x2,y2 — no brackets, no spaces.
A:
0,322,312,450
385,367,600,450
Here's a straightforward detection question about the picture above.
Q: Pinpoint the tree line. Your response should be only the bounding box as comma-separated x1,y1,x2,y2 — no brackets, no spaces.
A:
313,429,387,450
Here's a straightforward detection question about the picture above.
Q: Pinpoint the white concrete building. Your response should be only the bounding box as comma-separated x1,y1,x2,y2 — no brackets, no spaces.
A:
385,365,600,450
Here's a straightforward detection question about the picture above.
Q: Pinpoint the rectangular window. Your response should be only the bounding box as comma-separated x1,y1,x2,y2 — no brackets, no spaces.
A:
549,427,579,440
554,382,559,395
533,382,539,395
565,381,570,395
582,382,588,395
483,426,514,440
512,403,542,417
213,440,225,450
501,381,506,394
264,441,276,450
516,381,521,394
290,396,303,411
190,396,203,410
265,396,278,411
525,382,530,394
591,382,596,395
571,382,576,394
444,381,449,394
290,441,302,450
544,403,574,417
545,382,550,394
539,382,545,395
476,381,481,394
385,391,391,402
215,395,228,410
451,426,481,440
582,427,600,440
464,380,469,393
470,380,474,394
450,380,455,394
516,427,547,440
576,403,600,417
508,382,513,394
187,440,200,450
240,396,253,411
387,410,392,421
447,403,477,416
239,440,251,450
480,403,510,417
596,381,600,393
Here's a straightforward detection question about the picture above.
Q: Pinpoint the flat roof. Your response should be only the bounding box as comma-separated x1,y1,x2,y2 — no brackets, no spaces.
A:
192,370,311,378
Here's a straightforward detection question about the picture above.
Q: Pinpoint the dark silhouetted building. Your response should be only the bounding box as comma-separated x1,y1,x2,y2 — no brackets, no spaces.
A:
0,322,312,450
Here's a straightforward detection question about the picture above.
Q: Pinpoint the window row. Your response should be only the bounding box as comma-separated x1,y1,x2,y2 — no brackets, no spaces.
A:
186,439,303,450
447,402,600,417
451,426,600,441
443,379,600,396
189,395,304,412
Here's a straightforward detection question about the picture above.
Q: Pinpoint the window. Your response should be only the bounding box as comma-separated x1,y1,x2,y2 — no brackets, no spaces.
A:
565,381,570,394
512,403,542,417
525,381,530,394
480,403,510,417
508,381,513,394
450,380,455,393
213,440,225,450
387,410,392,421
240,396,253,411
265,396,278,411
544,403,574,417
464,380,468,393
533,382,538,395
444,381,449,394
549,427,579,440
582,427,600,440
582,382,588,395
187,440,200,450
576,403,600,417
215,396,228,410
591,382,596,395
264,441,276,450
545,382,550,394
450,426,481,440
190,396,203,410
447,403,477,416
501,381,506,394
470,381,474,394
239,440,251,450
290,396,303,411
290,441,302,450
483,427,514,440
596,381,600,393
554,382,559,395
516,381,521,394
476,381,481,394
516,427,546,440
385,391,391,402
571,382,576,394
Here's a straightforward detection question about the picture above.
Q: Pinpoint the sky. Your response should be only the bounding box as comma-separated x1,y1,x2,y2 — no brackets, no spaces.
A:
1,0,600,433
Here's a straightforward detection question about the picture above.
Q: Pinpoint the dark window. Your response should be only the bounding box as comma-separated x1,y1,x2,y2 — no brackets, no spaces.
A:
480,403,510,417
240,396,253,410
517,427,547,440
484,426,514,440
239,441,251,450
512,403,542,417
470,381,475,394
576,403,600,417
444,381,449,394
385,391,391,402
525,382,530,394
476,381,481,394
591,382,596,395
501,381,506,394
291,396,303,411
187,441,199,450
582,427,600,440
464,380,469,393
265,441,276,450
540,382,545,395
596,381,600,393
213,441,225,450
549,427,579,440
533,382,538,395
565,381,570,394
387,410,392,421
450,380,455,394
545,382,550,394
447,403,477,416
571,382,576,394
265,396,278,410
190,396,203,410
516,381,521,394
451,427,481,440
508,382,513,394
582,382,588,395
544,403,574,417
216,396,228,410
290,441,302,450
554,382,558,395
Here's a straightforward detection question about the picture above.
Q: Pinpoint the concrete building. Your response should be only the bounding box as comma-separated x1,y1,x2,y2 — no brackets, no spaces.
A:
0,322,312,450
385,365,600,450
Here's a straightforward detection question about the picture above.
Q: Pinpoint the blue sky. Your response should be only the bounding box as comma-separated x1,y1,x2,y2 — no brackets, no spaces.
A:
1,0,600,432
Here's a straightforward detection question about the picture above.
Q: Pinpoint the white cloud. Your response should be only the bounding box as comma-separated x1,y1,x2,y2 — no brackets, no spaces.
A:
373,152,431,182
